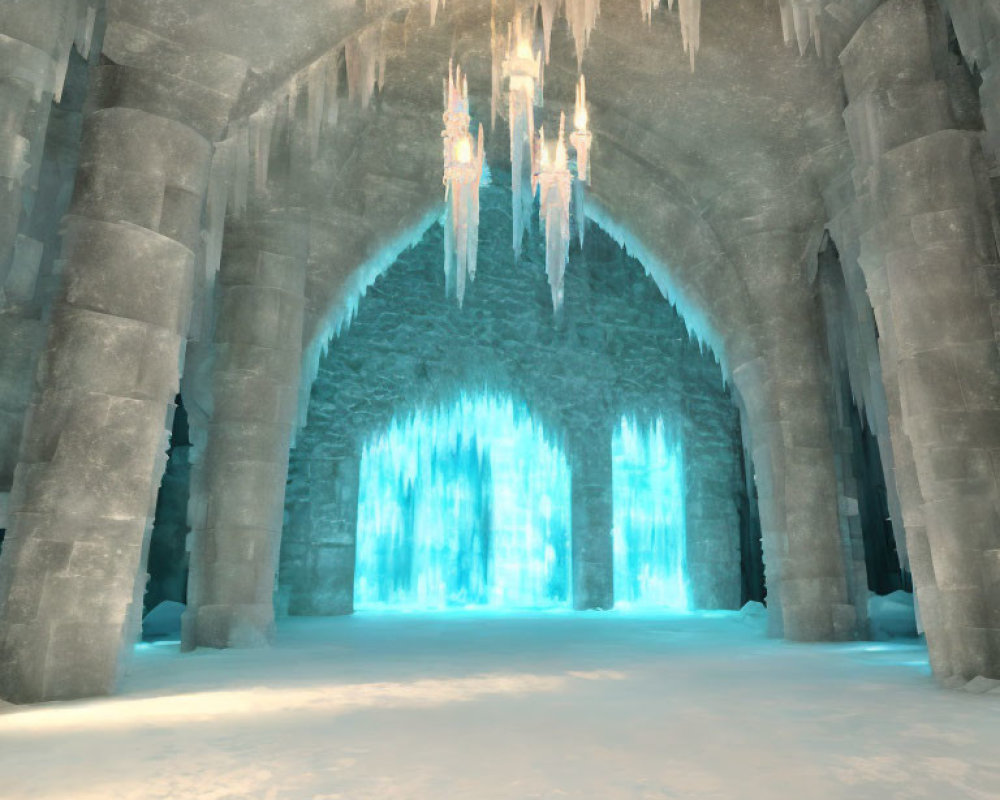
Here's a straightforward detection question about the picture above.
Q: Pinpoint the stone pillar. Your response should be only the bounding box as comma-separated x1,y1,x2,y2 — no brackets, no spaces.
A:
183,211,308,649
568,426,614,610
0,1,93,533
681,381,743,610
729,230,856,642
843,0,1000,680
0,26,245,701
279,437,359,617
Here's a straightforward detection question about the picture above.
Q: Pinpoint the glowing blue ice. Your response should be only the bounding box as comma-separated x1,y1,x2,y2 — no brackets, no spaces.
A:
355,393,572,609
612,416,689,610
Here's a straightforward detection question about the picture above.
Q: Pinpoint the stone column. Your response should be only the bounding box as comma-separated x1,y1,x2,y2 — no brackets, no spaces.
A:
681,379,743,610
729,229,857,642
0,1,92,534
183,211,308,649
279,436,360,617
0,27,245,701
843,0,1000,680
568,426,615,610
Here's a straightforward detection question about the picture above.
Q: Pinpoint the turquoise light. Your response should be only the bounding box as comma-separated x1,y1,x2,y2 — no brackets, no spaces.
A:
355,393,572,609
612,416,689,611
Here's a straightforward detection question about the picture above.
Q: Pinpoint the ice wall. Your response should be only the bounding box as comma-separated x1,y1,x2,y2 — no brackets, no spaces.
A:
354,394,571,609
612,416,689,610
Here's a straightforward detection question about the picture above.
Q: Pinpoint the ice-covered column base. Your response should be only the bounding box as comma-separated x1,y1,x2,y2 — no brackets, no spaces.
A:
279,441,359,617
568,428,614,610
843,0,1000,681
183,211,308,650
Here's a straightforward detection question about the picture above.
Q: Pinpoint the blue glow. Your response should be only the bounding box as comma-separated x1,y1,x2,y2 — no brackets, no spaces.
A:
355,393,572,609
612,416,689,610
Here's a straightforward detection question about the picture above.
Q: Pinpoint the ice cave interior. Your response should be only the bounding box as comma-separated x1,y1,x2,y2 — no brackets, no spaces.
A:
1,0,1000,797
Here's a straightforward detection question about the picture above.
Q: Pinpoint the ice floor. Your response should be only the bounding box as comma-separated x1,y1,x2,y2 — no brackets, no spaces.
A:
2,612,999,800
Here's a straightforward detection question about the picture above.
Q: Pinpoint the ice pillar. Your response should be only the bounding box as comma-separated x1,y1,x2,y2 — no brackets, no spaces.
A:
842,0,1000,680
0,37,246,701
183,210,308,649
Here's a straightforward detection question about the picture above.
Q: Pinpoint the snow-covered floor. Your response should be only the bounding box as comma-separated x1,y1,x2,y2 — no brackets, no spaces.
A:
2,612,999,799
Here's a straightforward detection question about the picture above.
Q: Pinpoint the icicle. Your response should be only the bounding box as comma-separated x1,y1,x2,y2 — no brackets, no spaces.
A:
324,53,340,129
377,22,388,93
565,0,600,68
442,62,485,308
346,27,379,109
306,62,326,160
74,1,97,60
640,0,660,26
777,0,795,46
539,0,560,63
205,139,234,285
535,115,573,311
678,0,701,71
491,17,505,130
430,0,446,26
504,16,542,258
228,125,250,218
248,104,275,193
569,75,592,247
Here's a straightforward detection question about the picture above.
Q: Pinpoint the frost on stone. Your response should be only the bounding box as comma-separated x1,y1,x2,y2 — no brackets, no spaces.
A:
534,115,573,311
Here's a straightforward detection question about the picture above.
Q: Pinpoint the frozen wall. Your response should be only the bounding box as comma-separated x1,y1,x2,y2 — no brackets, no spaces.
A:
280,180,746,616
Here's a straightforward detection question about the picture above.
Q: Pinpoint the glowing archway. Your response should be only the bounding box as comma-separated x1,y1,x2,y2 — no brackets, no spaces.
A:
354,392,572,609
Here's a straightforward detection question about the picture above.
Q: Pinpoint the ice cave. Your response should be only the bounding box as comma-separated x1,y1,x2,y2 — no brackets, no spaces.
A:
1,0,999,797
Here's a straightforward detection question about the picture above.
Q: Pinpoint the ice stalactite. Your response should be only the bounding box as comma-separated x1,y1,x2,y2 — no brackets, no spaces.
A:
778,0,823,57
565,0,601,68
491,18,506,130
248,103,275,194
569,75,592,246
324,54,340,129
73,1,98,62
442,62,486,307
534,115,573,311
430,0,447,26
346,26,385,110
228,125,250,218
678,0,701,71
307,61,326,160
640,0,660,26
539,0,560,62
503,17,542,258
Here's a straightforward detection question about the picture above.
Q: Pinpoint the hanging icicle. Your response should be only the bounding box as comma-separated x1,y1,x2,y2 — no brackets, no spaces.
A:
539,0,560,63
565,0,601,69
346,26,382,109
778,0,823,57
248,102,275,194
430,0,447,26
534,115,573,312
74,1,98,61
491,16,506,131
442,62,486,307
640,0,661,26
569,74,592,246
503,16,542,258
677,0,701,71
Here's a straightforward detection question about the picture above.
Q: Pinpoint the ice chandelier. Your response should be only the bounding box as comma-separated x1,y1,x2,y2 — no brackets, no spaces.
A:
442,61,486,308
